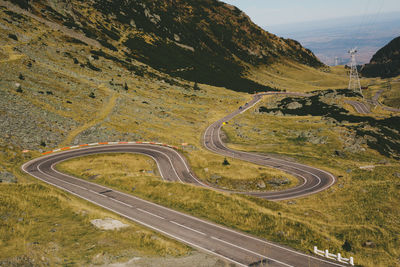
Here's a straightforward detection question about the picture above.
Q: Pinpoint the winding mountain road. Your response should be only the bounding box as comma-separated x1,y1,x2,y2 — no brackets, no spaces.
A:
372,89,400,112
22,92,342,266
204,92,336,200
344,100,370,114
344,90,400,114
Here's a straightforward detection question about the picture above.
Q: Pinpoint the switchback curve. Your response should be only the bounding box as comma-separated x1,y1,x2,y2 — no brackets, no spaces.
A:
21,92,343,266
21,141,342,266
24,92,336,201
203,92,336,200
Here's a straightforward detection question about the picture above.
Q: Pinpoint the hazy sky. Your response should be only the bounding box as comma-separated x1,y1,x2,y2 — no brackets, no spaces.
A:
222,0,400,26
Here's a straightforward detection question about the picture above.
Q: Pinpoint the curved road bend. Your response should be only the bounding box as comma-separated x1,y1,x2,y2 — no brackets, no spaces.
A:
344,100,370,114
204,92,336,200
23,144,343,267
372,89,400,112
22,92,342,266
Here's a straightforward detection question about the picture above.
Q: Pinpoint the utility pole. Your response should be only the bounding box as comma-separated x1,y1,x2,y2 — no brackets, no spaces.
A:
348,48,363,97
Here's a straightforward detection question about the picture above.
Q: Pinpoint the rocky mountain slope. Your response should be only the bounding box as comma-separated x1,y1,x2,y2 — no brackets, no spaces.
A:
361,36,400,78
12,0,323,92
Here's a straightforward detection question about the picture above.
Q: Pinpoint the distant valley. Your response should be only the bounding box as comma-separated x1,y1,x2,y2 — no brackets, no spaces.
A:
267,12,400,65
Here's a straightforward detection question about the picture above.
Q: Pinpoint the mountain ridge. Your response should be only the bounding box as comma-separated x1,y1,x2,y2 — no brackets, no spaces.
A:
361,36,400,78
11,0,324,92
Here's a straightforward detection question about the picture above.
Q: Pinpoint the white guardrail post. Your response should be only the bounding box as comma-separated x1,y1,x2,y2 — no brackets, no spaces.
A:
313,246,354,266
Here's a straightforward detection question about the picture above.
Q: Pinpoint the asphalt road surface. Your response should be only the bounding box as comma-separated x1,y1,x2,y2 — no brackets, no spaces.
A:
22,92,343,266
204,92,336,200
345,93,400,114
371,90,400,112
344,100,370,114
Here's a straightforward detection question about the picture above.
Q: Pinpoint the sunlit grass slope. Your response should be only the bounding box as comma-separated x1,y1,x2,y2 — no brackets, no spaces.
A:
57,150,400,267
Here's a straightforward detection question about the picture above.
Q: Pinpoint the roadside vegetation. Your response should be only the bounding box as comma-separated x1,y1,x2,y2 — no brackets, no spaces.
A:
247,62,350,92
378,80,400,109
358,75,400,110
222,94,400,266
0,148,190,266
2,2,399,266
57,149,400,267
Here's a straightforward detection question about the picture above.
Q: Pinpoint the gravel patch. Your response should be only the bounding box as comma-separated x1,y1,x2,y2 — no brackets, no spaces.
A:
91,218,129,230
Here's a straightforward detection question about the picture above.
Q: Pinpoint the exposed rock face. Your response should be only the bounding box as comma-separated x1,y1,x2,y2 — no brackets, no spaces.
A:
0,89,77,150
13,0,323,92
0,171,16,183
361,36,400,78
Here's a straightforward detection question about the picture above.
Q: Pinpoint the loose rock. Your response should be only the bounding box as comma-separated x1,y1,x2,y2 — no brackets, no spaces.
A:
91,218,129,230
0,171,17,183
256,180,266,189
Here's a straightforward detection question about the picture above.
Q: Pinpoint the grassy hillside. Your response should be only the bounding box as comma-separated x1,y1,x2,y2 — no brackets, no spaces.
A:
0,147,194,266
2,1,391,266
222,93,400,266
57,147,400,267
247,62,350,92
361,36,400,78
9,0,324,92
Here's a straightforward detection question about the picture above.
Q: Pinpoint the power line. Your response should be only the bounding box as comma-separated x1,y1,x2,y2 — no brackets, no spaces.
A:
353,0,385,49
353,0,372,48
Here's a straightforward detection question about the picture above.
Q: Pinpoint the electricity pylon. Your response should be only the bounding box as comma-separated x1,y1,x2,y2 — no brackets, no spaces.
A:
348,48,363,97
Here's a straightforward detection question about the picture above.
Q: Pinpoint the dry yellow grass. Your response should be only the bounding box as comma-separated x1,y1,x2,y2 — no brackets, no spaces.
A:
61,85,118,146
60,153,161,181
247,61,349,92
57,150,400,266
220,96,400,267
0,148,190,266
0,45,24,63
3,4,399,266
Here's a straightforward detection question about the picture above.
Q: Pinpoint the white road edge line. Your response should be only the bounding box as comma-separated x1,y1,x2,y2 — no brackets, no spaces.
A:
22,146,344,267
210,236,294,267
170,220,206,236
21,168,246,267
21,91,343,267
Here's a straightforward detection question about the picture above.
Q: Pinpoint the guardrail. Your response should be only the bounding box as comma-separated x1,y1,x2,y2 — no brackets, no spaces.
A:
313,246,354,266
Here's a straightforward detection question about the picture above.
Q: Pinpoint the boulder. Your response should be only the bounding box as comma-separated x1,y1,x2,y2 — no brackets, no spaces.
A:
362,241,376,248
256,180,266,189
